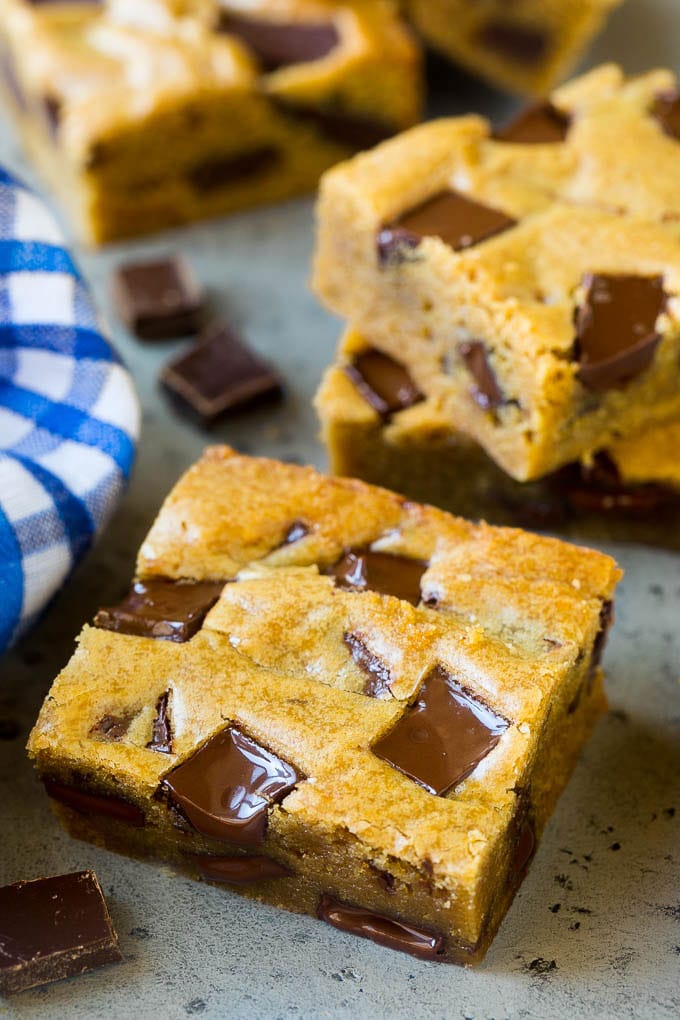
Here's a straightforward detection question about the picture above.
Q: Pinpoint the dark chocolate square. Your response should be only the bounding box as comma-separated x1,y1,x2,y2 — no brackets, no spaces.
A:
111,256,205,340
94,578,225,643
345,350,424,419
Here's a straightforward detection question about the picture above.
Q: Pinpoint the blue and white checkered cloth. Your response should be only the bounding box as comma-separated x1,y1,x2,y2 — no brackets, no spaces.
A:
0,168,139,653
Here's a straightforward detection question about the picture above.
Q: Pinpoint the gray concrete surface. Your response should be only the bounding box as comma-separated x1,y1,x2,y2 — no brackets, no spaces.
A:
1,1,679,1016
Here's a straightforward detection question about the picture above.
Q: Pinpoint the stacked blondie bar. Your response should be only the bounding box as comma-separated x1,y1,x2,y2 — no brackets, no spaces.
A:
314,64,680,545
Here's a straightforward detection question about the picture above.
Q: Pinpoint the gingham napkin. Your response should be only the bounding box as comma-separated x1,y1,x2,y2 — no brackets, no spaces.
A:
0,168,140,653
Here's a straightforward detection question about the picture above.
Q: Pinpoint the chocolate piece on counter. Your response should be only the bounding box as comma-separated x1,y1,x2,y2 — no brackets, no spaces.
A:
44,778,145,827
575,273,667,391
88,713,135,743
161,323,283,426
0,871,121,996
459,341,505,410
218,13,339,71
343,631,393,698
190,854,293,884
317,895,446,961
111,256,205,340
378,190,516,265
345,350,424,419
477,20,549,65
281,520,311,546
496,103,570,144
372,666,508,796
271,98,394,150
147,691,173,754
161,726,301,847
651,89,680,141
94,578,224,643
188,146,280,192
327,549,426,607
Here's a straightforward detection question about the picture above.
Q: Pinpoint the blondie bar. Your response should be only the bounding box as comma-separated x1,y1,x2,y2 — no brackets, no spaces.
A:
0,0,420,243
29,448,620,965
316,328,680,547
313,65,680,482
404,0,622,96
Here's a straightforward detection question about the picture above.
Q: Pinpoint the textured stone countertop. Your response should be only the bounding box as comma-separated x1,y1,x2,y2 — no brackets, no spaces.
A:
1,2,679,1016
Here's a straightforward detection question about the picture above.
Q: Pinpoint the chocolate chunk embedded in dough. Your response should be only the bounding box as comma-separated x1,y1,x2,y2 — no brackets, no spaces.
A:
317,895,446,961
651,89,680,140
343,631,393,698
218,13,340,72
372,666,508,796
44,779,145,827
190,854,293,884
575,273,668,391
496,102,570,144
327,550,426,606
378,190,516,264
477,20,549,65
345,350,424,418
147,691,173,754
0,871,121,997
94,578,224,643
459,341,505,410
161,727,301,847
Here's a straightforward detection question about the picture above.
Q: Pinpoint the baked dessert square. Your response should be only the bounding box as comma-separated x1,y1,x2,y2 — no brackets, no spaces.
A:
316,326,680,548
0,0,421,243
28,448,621,965
403,0,622,97
312,65,680,482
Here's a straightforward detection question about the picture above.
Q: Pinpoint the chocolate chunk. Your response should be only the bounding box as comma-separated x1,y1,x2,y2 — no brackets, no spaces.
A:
317,895,446,961
589,599,614,680
110,256,205,340
188,147,280,192
281,520,311,546
477,20,549,65
345,350,424,419
378,190,516,265
161,323,283,427
218,13,339,71
44,778,145,828
147,691,173,754
190,854,293,884
94,578,224,643
575,273,667,391
0,871,121,996
562,453,678,516
327,549,426,606
372,666,508,796
343,631,393,698
271,98,393,150
459,341,505,410
651,89,680,140
161,727,301,847
43,95,61,140
496,103,570,144
89,713,134,742
368,863,396,894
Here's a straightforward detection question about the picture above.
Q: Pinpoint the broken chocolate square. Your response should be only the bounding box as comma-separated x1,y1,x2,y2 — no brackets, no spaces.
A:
343,631,393,698
0,871,120,996
496,102,570,144
327,549,426,606
345,350,424,418
372,666,508,796
111,256,205,340
147,691,173,754
161,726,301,847
575,273,668,391
94,578,225,643
218,13,340,72
160,323,283,426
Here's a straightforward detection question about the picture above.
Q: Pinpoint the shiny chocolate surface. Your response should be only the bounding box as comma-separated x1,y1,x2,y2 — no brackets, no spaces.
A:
317,895,446,961
327,549,426,606
94,578,224,642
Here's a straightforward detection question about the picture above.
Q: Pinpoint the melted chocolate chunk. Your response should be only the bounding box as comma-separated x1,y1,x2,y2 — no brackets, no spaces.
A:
459,341,505,410
477,20,549,65
281,520,311,546
575,273,667,391
317,895,446,961
88,713,134,743
218,13,339,71
110,256,205,340
651,89,680,141
94,578,224,643
345,350,424,419
343,632,393,698
161,727,301,847
188,146,280,191
378,190,516,265
190,854,293,884
327,549,426,606
271,98,393,150
372,666,508,796
147,691,173,754
161,323,283,427
44,779,145,828
0,871,121,997
561,453,678,516
368,863,396,894
589,599,614,681
496,103,570,144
